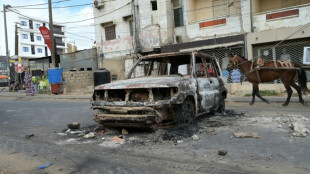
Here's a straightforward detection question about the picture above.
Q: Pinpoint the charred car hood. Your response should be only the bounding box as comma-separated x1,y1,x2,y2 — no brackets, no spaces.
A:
95,76,190,90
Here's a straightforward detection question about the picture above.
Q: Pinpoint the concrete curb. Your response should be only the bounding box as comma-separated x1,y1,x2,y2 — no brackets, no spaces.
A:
229,96,310,103
0,92,92,101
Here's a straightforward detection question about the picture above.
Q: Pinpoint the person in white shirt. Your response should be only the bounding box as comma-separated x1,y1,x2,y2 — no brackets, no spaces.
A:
279,48,292,61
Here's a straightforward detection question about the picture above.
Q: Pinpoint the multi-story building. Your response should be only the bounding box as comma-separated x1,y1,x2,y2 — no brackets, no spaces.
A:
93,0,310,85
18,16,66,59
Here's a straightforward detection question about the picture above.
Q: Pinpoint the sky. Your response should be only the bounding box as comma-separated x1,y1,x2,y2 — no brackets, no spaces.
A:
0,0,95,55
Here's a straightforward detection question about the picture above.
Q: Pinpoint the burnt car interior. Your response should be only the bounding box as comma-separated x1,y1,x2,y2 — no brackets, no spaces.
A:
128,55,193,78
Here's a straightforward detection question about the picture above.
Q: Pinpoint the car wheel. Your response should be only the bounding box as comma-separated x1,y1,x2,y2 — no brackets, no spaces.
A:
174,100,196,125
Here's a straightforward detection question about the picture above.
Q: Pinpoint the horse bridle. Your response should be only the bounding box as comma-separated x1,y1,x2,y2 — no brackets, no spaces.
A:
230,54,251,67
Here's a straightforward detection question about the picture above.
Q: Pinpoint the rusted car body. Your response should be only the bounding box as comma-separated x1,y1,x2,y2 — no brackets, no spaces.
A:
91,51,227,129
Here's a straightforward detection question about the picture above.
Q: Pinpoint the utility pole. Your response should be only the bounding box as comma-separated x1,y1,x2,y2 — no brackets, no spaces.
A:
250,0,254,32
15,23,18,55
48,0,56,68
3,4,10,88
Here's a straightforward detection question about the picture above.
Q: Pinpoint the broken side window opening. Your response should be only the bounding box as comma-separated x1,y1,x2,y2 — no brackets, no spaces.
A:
129,56,192,78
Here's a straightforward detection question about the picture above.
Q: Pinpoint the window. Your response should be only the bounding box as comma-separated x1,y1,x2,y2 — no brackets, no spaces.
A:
37,48,43,53
31,45,35,55
173,0,184,27
0,62,7,70
23,47,29,52
129,20,134,36
105,25,116,41
151,1,157,11
22,34,28,39
29,20,33,29
45,47,48,57
174,8,184,27
30,33,34,42
36,36,42,41
21,21,27,26
36,24,40,28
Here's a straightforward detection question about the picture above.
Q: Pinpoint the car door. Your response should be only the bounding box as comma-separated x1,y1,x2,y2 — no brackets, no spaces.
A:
208,58,221,107
195,56,215,112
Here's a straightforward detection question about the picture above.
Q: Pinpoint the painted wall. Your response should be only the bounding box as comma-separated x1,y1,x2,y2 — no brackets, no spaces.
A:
253,5,310,32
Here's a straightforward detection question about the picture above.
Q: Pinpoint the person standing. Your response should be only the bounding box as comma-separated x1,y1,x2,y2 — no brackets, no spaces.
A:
279,48,292,61
24,68,35,96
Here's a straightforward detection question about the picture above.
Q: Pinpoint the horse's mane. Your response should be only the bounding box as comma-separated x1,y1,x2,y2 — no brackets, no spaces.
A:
238,55,247,61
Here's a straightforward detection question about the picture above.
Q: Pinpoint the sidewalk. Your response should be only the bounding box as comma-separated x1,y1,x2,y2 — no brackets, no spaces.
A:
0,90,92,101
1,88,309,103
229,95,310,103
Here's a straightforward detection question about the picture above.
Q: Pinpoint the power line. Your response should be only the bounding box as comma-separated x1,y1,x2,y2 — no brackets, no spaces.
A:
66,31,95,41
13,3,93,10
11,0,71,8
57,2,131,24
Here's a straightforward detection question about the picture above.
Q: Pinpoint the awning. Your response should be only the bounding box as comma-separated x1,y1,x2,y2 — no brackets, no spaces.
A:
180,41,244,52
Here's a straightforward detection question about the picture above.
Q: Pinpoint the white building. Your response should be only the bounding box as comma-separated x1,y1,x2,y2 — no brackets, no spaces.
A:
18,16,66,59
0,11,66,60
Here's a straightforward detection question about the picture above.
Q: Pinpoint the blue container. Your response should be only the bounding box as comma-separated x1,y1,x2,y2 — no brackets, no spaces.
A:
48,68,63,84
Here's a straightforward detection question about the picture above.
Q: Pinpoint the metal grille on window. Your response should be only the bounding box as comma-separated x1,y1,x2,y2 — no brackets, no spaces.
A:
195,63,205,77
252,38,310,84
202,46,243,83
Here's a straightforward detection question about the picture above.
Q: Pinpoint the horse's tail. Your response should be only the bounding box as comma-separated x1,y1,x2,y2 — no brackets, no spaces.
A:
298,69,310,95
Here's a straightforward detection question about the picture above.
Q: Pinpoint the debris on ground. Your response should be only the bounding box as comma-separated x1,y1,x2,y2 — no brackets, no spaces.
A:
192,134,200,141
177,140,183,144
38,162,53,169
25,134,34,139
162,124,198,141
234,132,261,138
290,122,310,137
57,133,67,136
70,130,85,134
67,122,80,129
84,132,95,139
122,129,128,135
112,136,124,143
218,149,228,156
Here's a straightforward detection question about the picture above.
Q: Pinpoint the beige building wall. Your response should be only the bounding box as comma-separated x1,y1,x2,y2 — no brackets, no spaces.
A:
102,58,126,81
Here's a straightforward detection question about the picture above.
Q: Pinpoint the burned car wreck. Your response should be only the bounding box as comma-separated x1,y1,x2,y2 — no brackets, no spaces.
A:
91,51,227,129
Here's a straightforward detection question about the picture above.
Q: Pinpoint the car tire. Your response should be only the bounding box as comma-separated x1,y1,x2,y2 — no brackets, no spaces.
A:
174,100,196,125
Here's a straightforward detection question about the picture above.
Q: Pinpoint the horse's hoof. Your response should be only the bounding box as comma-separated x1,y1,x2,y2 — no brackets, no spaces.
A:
300,100,305,105
282,103,288,106
249,102,254,105
265,100,270,104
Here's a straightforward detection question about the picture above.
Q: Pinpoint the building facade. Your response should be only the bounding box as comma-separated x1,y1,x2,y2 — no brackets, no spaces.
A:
93,0,310,84
18,16,66,59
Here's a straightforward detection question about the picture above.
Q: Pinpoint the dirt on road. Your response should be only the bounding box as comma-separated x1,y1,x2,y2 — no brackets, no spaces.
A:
1,101,310,174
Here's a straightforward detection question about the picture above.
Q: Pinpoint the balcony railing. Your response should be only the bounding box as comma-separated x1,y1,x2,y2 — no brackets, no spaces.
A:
56,42,65,46
54,30,65,35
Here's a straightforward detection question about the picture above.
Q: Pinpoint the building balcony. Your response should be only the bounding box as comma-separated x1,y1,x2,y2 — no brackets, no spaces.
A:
54,30,65,35
253,4,310,32
56,42,65,46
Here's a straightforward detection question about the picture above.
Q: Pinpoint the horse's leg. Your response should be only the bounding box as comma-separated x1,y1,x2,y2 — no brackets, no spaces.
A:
250,84,256,105
255,84,270,104
290,81,304,105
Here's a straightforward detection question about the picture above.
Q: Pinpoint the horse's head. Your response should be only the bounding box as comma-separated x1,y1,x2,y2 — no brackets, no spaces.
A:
226,54,238,71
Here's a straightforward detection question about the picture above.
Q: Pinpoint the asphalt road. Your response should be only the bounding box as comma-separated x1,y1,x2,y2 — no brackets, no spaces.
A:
0,98,310,174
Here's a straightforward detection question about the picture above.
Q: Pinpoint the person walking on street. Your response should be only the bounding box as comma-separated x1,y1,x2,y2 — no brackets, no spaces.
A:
24,68,35,96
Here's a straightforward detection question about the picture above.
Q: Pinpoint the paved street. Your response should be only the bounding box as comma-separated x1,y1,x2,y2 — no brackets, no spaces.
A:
1,98,310,174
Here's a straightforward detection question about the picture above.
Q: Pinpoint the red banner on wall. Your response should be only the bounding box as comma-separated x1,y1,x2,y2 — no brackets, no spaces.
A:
39,26,52,51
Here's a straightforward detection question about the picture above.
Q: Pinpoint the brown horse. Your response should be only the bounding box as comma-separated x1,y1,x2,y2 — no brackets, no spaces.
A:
227,54,309,106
